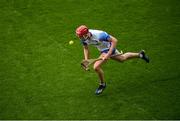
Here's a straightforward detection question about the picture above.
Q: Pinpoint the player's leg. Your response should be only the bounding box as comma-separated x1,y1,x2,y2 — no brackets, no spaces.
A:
93,53,107,95
111,50,149,63
111,52,139,62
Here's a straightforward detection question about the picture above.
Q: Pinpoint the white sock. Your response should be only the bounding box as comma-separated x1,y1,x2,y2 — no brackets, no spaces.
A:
139,53,143,58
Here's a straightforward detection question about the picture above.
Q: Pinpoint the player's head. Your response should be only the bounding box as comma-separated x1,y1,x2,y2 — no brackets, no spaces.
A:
76,25,90,39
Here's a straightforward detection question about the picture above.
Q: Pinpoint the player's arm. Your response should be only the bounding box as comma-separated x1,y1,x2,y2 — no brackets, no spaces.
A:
99,32,118,60
83,45,89,60
103,36,117,60
81,39,89,60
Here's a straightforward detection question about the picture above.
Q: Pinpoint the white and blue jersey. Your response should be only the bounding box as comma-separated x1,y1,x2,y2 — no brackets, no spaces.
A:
81,29,115,53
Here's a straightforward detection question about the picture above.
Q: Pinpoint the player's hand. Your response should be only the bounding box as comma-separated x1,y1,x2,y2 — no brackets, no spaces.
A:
102,54,110,60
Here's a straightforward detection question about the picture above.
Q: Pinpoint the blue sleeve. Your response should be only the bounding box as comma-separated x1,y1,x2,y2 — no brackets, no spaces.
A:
99,32,110,41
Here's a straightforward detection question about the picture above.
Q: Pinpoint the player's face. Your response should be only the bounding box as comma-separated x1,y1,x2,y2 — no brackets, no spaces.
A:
82,33,90,40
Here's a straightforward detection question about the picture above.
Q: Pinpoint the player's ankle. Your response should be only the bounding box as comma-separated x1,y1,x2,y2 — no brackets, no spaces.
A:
139,53,143,58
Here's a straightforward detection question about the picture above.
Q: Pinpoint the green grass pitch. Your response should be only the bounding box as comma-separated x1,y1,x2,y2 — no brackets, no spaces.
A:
0,0,180,119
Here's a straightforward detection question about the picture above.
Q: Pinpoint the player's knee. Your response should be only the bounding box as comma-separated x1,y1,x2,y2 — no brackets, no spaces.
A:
120,55,127,61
